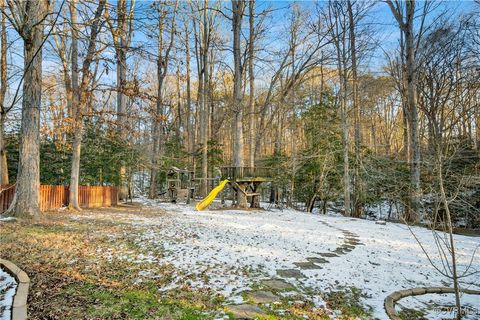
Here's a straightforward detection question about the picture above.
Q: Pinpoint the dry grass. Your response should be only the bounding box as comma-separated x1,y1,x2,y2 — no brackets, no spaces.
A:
0,204,219,320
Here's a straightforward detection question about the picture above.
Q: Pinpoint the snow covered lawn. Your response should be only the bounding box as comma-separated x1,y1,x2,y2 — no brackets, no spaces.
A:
78,199,480,319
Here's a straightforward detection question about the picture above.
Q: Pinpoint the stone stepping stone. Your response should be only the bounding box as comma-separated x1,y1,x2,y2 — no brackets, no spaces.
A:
277,269,305,278
318,252,338,258
340,244,356,250
345,239,363,246
306,257,329,264
262,279,295,290
345,238,361,243
226,304,266,319
345,236,360,241
334,247,350,254
344,233,359,237
294,261,322,269
247,290,279,304
337,247,354,253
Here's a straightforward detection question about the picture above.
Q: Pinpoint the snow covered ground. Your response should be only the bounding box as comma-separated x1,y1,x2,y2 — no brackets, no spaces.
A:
395,293,480,320
79,198,480,319
0,267,17,320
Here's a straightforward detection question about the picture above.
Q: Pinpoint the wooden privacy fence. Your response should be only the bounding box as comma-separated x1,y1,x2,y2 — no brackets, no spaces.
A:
0,184,118,214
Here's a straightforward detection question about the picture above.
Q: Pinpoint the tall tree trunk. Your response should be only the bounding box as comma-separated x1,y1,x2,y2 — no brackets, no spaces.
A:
348,0,362,218
340,38,350,216
402,103,410,159
69,0,106,210
232,0,246,207
149,14,165,199
248,0,255,168
405,0,421,222
0,113,8,186
110,0,135,200
194,12,205,193
6,0,48,218
329,1,351,217
69,0,80,209
194,1,211,197
176,66,183,138
149,0,178,199
341,75,350,217
201,2,209,197
116,54,126,133
387,0,421,222
117,32,128,199
0,4,8,186
476,97,480,150
184,22,194,167
232,0,245,168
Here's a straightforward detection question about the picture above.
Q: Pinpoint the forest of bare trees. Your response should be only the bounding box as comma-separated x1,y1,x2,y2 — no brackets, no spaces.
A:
0,2,480,320
0,0,478,227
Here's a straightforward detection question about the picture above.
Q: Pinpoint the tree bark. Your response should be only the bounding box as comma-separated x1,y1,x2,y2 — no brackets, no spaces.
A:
348,0,363,218
0,4,8,185
405,0,421,222
328,1,351,216
476,97,480,150
386,0,421,222
69,0,106,210
149,1,178,199
201,1,209,197
184,21,194,167
248,0,255,168
0,113,8,186
232,0,245,169
6,0,49,218
232,0,246,207
116,18,128,200
106,0,135,200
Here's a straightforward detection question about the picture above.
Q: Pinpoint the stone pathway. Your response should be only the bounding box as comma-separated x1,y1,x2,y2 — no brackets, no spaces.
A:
225,219,364,319
282,221,363,273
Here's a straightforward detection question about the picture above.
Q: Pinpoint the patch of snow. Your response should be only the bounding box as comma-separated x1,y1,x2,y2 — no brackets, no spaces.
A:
395,293,480,320
226,295,244,304
0,267,17,320
158,283,179,292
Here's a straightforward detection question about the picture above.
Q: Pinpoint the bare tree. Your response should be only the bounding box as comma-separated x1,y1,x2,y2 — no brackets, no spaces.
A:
247,0,255,168
105,0,135,131
415,22,477,318
182,17,194,168
149,0,178,199
2,0,50,218
254,4,329,162
191,0,216,197
69,0,107,210
0,0,8,185
327,0,351,216
231,0,248,207
347,0,363,218
386,0,422,222
105,0,135,199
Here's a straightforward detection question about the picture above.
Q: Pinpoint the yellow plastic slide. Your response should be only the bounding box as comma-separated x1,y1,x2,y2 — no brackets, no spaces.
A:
195,179,229,211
